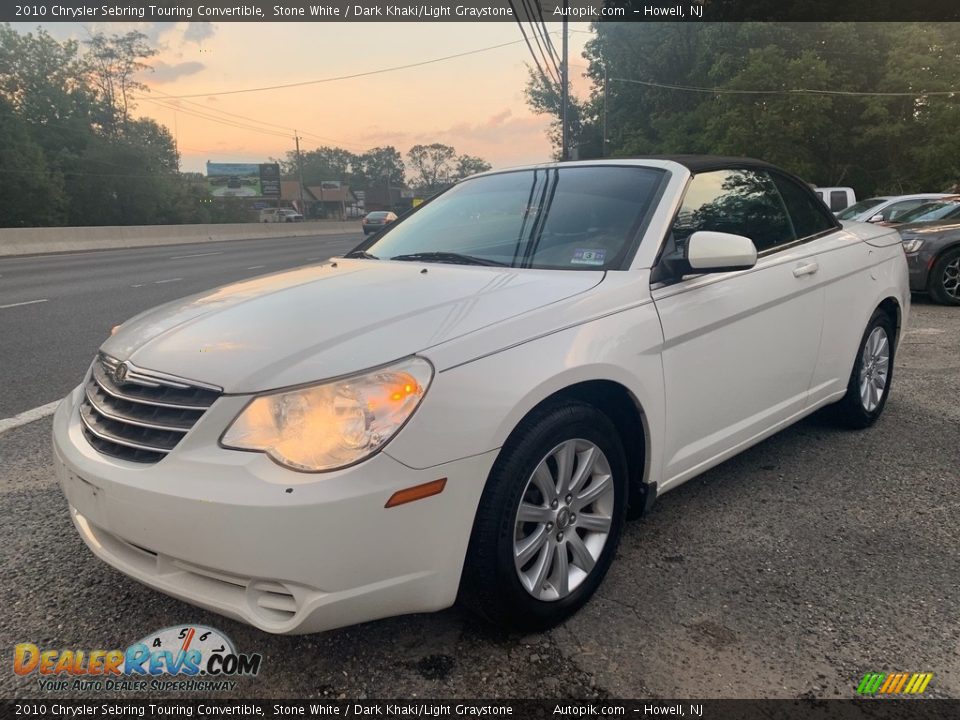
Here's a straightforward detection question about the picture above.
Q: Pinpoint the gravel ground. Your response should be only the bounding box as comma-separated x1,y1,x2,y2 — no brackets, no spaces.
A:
1,299,957,701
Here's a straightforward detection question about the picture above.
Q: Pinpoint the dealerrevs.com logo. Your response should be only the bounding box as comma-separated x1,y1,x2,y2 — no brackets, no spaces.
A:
13,625,262,692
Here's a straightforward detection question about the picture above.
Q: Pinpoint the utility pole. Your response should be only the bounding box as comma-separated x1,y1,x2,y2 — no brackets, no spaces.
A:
294,131,306,216
561,7,569,161
602,63,609,157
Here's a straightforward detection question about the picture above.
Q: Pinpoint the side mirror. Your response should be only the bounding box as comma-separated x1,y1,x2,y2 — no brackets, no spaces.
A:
867,213,883,223
686,231,758,273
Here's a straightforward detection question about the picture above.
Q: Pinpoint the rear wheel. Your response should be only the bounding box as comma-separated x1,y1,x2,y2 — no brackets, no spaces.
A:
460,401,627,631
929,247,960,306
831,309,896,428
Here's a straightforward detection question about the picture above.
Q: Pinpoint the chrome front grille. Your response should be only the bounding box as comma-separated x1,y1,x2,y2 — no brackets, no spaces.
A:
79,353,221,464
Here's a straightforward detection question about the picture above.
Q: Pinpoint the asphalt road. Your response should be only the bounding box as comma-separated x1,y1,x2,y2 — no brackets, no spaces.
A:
0,240,957,700
0,232,360,418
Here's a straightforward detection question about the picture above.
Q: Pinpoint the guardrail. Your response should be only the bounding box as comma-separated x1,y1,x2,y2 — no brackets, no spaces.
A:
0,221,361,257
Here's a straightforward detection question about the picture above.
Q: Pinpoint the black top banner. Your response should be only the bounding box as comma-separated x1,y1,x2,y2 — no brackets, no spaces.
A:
4,0,960,23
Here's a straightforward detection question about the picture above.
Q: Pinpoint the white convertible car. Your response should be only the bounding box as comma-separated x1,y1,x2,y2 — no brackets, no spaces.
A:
53,157,909,634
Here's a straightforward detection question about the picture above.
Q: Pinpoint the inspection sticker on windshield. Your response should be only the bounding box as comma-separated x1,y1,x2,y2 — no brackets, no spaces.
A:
571,249,606,266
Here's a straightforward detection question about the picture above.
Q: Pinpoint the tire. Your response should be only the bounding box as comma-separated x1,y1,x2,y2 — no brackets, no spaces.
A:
928,247,960,306
831,309,896,429
459,401,628,631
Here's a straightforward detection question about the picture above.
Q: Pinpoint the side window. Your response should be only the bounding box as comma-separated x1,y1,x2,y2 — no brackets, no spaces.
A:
770,172,837,239
829,190,848,211
671,169,794,254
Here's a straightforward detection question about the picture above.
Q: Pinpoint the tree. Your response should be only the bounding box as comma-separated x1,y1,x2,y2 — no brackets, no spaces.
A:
528,22,960,195
66,120,185,226
406,143,458,191
0,96,66,226
0,24,189,227
453,154,492,180
279,146,357,186
84,31,156,137
354,146,405,189
524,67,590,159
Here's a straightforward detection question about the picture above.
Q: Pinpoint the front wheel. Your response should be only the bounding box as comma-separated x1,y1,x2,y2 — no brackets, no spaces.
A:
831,309,896,428
929,247,960,306
459,401,628,631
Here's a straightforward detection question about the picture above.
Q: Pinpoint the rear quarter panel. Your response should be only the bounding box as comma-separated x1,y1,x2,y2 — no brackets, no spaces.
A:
808,225,909,405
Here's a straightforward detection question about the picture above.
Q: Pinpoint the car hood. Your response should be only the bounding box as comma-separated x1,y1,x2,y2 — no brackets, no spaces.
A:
102,259,604,393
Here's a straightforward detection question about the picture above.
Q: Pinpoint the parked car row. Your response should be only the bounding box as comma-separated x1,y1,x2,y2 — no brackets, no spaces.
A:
836,193,953,224
831,193,960,305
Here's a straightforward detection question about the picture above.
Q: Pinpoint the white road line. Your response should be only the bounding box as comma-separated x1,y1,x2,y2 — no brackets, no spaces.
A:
169,251,223,260
0,400,61,435
246,265,265,270
154,278,182,284
0,298,48,310
131,283,145,288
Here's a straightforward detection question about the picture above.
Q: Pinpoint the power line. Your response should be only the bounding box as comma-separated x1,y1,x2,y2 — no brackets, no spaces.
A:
148,89,297,133
519,0,559,85
144,92,369,152
157,39,528,100
533,3,563,79
508,1,556,88
141,97,292,139
609,76,960,97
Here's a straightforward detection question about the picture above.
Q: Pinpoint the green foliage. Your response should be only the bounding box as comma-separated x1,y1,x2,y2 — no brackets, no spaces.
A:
0,24,196,227
0,24,494,228
532,22,960,195
0,96,66,227
406,143,492,192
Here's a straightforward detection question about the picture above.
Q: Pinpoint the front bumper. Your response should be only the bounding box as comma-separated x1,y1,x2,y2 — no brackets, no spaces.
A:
905,250,932,292
53,384,495,634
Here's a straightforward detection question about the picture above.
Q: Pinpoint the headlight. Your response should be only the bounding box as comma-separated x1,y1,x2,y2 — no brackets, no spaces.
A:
902,238,924,253
221,357,433,472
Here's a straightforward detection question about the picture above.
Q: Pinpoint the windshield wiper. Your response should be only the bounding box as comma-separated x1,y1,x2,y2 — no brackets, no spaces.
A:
389,251,507,267
343,250,379,259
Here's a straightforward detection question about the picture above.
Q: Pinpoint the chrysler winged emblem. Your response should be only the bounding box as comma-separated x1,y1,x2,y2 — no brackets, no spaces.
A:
114,362,129,385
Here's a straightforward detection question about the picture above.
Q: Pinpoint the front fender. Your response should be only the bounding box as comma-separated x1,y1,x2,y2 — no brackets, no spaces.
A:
385,300,666,491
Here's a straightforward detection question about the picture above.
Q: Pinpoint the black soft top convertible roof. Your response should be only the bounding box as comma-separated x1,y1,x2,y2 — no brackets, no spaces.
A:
631,155,783,174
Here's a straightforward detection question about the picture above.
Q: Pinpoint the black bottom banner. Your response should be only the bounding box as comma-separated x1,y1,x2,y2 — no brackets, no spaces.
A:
4,699,959,720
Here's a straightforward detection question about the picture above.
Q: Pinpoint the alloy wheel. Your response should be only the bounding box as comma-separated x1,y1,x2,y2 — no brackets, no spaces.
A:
942,256,960,300
513,439,615,601
859,326,890,412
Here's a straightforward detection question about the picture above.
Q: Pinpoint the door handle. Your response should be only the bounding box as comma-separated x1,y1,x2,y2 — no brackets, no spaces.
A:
793,261,820,278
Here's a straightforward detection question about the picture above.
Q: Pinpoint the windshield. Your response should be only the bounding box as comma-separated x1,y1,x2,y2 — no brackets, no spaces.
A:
895,200,960,224
836,198,886,220
367,212,389,219
359,166,666,270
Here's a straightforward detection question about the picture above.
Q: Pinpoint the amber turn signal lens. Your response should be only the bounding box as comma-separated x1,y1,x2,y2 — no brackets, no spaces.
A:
384,478,447,508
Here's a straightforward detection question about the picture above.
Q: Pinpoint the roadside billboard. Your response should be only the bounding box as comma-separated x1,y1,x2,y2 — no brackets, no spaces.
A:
206,162,281,198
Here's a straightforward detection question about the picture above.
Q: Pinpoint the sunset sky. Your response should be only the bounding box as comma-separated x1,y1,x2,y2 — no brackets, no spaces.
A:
14,21,595,175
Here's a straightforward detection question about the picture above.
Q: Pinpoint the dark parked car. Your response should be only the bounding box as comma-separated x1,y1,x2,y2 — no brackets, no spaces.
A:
898,217,960,305
362,211,398,235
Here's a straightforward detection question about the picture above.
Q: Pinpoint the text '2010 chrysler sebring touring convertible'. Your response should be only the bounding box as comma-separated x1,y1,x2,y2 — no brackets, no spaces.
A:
53,157,909,634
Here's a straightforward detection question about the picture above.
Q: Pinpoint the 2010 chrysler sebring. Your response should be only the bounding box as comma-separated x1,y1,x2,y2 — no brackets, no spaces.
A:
53,157,909,634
